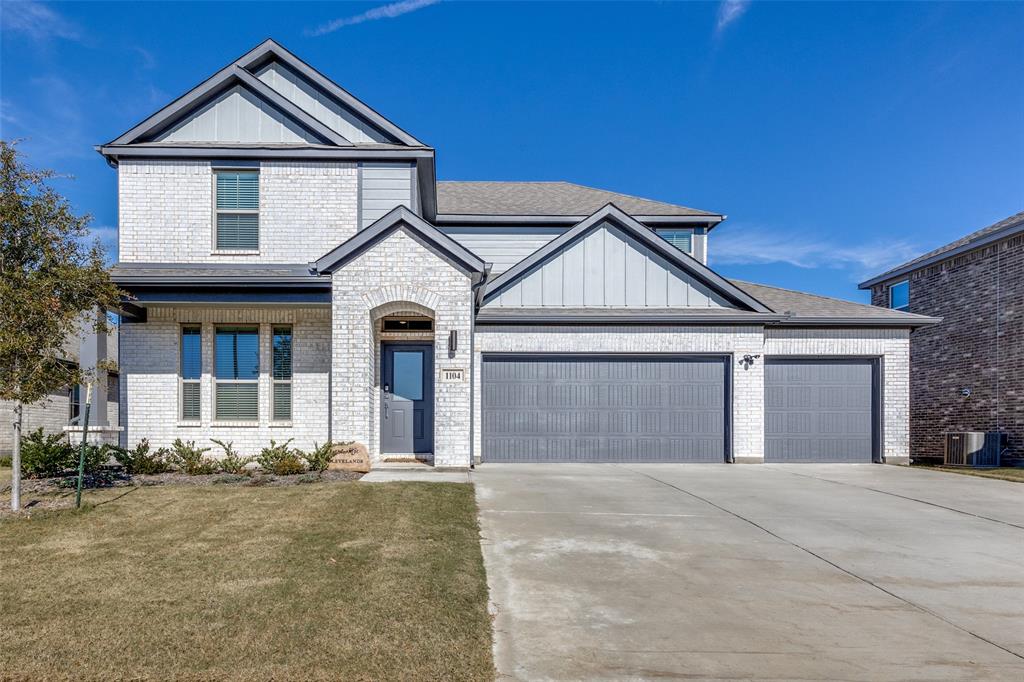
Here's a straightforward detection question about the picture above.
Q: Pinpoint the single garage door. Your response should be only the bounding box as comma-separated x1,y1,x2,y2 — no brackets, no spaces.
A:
764,358,879,463
482,355,728,462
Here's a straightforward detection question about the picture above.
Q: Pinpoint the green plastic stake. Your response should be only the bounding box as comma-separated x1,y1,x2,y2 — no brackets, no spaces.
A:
75,384,93,509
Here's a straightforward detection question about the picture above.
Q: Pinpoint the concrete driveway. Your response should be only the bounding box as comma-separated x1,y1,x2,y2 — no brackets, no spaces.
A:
474,464,1024,680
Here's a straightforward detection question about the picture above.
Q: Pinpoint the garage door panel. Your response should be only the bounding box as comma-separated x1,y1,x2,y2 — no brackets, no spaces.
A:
483,355,727,463
765,359,877,463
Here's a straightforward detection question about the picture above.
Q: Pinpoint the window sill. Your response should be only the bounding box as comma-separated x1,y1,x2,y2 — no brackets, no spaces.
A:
211,421,260,427
177,421,202,428
211,249,260,256
269,421,293,428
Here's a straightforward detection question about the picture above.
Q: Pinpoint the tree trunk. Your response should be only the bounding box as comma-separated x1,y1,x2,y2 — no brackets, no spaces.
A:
11,401,22,512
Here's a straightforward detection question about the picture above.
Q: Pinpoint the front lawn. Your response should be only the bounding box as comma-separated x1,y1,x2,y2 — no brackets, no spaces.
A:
922,465,1024,483
0,481,494,681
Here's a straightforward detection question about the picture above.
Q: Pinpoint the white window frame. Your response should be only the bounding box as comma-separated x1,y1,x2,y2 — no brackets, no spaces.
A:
213,169,260,253
889,279,910,311
271,325,293,423
214,325,260,423
179,324,202,422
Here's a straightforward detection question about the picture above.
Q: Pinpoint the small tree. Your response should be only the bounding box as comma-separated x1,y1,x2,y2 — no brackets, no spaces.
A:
0,140,120,510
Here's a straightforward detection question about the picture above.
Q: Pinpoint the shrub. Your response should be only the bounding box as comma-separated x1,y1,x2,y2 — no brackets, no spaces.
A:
20,428,76,478
257,439,306,476
112,439,172,475
168,438,216,476
0,455,11,467
301,441,335,477
19,429,112,478
210,439,252,475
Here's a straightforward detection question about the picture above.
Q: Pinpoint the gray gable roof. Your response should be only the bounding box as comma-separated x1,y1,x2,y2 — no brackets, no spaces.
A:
483,203,770,313
860,210,1024,288
436,181,721,220
102,39,424,152
315,205,486,276
732,280,939,325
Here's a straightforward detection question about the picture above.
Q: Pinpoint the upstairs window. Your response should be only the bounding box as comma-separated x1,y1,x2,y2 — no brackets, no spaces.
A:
657,229,693,254
180,325,202,421
215,326,259,422
889,280,910,311
215,171,259,251
271,326,293,422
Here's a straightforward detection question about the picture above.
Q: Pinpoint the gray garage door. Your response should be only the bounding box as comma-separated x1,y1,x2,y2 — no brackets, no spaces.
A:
482,355,728,462
764,359,878,463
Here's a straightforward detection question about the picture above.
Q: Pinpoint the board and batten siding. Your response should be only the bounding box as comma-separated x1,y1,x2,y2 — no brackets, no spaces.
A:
360,163,415,229
155,85,321,144
486,222,732,308
442,227,566,274
255,61,393,145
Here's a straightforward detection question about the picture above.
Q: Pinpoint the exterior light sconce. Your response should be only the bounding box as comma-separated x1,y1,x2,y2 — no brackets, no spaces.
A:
961,387,972,398
448,330,458,353
740,354,760,370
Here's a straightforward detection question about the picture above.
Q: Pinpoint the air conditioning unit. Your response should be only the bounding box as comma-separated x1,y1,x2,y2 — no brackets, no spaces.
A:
943,432,1004,467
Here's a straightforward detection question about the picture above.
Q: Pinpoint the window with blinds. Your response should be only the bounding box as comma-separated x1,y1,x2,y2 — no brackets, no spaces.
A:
272,326,293,421
180,325,202,421
215,326,259,421
215,171,259,251
656,229,693,254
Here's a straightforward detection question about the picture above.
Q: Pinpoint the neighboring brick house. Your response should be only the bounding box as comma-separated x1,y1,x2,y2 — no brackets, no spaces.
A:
103,39,937,468
861,212,1024,465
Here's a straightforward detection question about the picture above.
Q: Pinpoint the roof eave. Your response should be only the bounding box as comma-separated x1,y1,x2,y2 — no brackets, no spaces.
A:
859,219,1024,289
434,213,723,226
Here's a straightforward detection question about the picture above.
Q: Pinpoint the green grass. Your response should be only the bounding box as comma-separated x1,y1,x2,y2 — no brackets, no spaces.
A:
0,481,494,681
921,465,1024,483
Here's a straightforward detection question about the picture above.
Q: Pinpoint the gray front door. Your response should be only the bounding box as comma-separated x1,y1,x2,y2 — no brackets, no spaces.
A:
764,358,879,463
381,343,434,454
482,354,728,462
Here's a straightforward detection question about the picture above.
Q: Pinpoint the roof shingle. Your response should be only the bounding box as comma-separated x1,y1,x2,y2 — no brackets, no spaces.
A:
435,181,719,218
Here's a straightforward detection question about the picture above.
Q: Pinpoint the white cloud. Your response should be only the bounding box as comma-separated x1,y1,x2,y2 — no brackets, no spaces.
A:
308,0,441,37
1,1,81,42
715,0,751,36
709,223,920,277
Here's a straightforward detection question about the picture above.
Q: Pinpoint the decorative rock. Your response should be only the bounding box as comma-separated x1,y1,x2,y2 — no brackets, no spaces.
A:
329,442,370,473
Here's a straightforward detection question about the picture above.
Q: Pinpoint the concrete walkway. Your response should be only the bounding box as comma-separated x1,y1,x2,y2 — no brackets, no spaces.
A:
475,464,1024,681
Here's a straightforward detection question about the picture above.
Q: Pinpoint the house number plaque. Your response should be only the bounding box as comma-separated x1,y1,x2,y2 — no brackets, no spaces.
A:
441,368,465,382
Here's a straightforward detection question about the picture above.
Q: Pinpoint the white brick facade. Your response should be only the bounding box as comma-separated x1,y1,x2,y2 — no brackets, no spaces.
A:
118,306,331,456
118,160,358,264
329,228,474,467
473,326,911,463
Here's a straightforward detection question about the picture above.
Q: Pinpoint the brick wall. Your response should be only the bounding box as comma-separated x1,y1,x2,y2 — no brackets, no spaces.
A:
473,326,910,462
330,228,474,467
118,306,331,457
870,234,1023,464
118,160,358,264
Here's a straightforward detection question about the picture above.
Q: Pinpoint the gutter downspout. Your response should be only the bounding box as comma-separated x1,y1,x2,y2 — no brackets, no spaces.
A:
468,264,492,469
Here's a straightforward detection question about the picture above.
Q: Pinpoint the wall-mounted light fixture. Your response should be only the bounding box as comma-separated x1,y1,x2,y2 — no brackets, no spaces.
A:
961,387,972,398
740,354,761,370
448,330,458,353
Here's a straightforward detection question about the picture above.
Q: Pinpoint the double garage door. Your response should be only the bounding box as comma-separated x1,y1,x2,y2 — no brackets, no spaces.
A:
481,355,878,463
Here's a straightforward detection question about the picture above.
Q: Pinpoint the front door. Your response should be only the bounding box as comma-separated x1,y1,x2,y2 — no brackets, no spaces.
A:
381,343,434,454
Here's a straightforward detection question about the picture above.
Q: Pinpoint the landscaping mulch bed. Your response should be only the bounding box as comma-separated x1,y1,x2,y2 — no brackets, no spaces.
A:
0,468,364,518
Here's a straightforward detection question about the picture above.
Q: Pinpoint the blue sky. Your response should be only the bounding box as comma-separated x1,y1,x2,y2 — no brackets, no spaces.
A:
2,1,1021,302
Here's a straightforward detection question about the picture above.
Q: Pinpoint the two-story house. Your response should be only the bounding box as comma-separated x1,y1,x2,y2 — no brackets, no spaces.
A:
104,39,937,468
861,211,1023,466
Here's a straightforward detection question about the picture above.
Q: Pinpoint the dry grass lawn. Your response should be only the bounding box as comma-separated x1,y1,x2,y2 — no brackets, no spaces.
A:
0,479,494,681
924,465,1024,483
